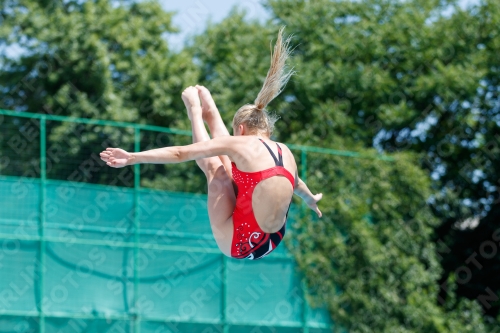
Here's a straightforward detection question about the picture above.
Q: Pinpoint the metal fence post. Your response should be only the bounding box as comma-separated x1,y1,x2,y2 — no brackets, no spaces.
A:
134,127,141,333
302,280,310,333
301,149,308,214
221,255,228,333
301,149,307,182
300,149,309,333
39,116,46,333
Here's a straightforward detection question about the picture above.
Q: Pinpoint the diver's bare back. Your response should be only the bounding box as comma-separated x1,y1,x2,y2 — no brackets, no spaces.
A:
229,136,297,233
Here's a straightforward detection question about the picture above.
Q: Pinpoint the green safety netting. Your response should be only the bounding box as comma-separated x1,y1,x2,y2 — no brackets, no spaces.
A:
0,177,332,332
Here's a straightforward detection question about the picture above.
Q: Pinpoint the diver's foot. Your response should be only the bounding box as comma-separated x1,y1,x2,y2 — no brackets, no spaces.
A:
196,85,219,123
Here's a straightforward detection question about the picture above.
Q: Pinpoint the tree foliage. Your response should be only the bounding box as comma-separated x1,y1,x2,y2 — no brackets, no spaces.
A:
0,0,205,191
289,152,489,332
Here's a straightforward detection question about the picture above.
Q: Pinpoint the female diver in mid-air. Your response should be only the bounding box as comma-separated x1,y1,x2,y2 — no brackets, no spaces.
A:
100,28,322,260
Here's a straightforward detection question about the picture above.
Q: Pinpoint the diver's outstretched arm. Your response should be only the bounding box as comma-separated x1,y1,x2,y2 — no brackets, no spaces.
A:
99,135,243,168
294,177,322,217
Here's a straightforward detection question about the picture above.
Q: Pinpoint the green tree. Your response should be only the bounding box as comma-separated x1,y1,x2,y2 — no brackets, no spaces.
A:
289,152,489,332
0,0,205,192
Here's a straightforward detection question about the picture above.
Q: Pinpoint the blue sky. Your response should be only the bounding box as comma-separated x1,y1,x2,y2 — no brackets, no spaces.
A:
159,0,269,50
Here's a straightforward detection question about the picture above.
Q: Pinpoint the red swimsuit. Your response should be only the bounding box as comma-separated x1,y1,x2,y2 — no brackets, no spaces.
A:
230,139,295,260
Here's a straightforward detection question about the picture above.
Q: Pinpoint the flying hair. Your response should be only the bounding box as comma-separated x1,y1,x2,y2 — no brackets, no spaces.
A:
232,27,294,136
254,27,295,111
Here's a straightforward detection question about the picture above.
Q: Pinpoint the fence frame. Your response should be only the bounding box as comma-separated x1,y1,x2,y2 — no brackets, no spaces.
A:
0,109,393,333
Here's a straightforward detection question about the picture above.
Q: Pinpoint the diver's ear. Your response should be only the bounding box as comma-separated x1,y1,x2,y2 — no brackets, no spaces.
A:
238,124,245,136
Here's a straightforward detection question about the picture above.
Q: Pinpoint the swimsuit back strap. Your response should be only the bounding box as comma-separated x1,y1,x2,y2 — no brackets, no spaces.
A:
261,167,295,187
259,139,283,167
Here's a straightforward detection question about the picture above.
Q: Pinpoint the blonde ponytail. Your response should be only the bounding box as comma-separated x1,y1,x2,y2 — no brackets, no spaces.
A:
254,26,294,111
233,27,294,136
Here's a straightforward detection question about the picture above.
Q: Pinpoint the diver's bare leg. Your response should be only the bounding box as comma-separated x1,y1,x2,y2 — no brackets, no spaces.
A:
196,85,233,177
187,105,235,257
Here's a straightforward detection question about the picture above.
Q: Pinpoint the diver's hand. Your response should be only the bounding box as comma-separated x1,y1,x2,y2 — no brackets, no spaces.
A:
99,148,134,168
305,193,323,217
